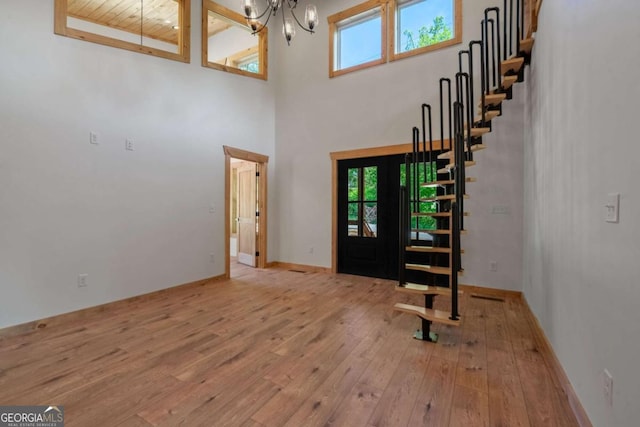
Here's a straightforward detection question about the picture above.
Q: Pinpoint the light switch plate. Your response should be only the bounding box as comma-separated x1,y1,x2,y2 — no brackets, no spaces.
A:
605,193,619,223
491,205,510,215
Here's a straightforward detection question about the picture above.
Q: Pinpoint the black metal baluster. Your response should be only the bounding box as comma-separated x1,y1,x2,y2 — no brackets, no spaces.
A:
462,72,473,161
458,50,469,74
485,7,501,89
399,184,407,286
412,126,420,239
503,0,509,60
421,104,432,183
450,198,460,320
483,19,490,94
458,101,464,235
439,78,452,156
509,0,514,57
516,0,521,53
469,40,486,126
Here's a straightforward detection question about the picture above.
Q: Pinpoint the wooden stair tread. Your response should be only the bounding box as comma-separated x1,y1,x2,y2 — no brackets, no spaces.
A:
502,75,518,90
395,283,461,296
406,245,450,254
501,57,525,75
419,194,469,202
411,229,450,235
412,211,470,217
479,93,507,107
520,37,534,54
412,211,453,217
438,160,476,174
475,110,501,122
405,246,465,254
437,144,486,160
421,177,476,187
410,229,468,235
464,127,491,138
393,303,461,326
405,263,452,275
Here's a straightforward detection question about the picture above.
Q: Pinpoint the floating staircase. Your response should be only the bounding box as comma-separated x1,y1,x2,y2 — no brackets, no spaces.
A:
393,0,540,342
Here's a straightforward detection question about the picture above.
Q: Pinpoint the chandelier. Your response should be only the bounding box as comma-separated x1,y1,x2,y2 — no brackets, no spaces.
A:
242,0,319,45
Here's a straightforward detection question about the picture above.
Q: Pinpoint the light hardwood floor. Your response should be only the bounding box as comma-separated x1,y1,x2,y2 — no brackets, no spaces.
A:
0,265,579,426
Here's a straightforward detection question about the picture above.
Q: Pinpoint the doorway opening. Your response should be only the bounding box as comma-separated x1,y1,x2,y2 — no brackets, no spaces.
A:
330,141,447,277
223,146,269,278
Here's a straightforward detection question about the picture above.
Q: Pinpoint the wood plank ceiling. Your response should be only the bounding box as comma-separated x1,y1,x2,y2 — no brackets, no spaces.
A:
67,0,181,44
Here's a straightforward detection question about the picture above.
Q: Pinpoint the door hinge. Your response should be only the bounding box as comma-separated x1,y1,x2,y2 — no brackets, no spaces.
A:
256,171,260,177
255,251,260,257
255,211,260,217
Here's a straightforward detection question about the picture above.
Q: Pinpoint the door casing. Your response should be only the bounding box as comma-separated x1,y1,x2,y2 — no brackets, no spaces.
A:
224,146,269,277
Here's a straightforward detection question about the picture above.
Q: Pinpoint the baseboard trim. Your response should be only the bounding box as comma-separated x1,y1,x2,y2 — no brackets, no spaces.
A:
0,274,226,339
522,297,593,427
267,262,331,274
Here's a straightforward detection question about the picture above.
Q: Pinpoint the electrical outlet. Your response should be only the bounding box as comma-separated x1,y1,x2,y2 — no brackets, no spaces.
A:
78,274,88,288
89,132,99,145
210,253,215,264
490,261,498,272
308,247,314,254
125,138,135,151
603,369,613,406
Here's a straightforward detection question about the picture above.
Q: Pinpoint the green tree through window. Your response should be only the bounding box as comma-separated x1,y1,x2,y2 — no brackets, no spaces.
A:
403,16,453,51
347,166,378,237
400,163,437,231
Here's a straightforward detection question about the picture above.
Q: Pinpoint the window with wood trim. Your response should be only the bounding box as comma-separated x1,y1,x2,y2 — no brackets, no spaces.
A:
328,0,387,78
328,0,461,77
390,0,461,61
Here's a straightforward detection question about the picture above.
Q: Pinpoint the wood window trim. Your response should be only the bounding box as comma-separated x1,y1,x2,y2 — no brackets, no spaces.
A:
223,146,269,277
327,0,387,78
328,0,462,78
388,0,462,62
202,0,268,81
53,0,191,63
329,140,450,273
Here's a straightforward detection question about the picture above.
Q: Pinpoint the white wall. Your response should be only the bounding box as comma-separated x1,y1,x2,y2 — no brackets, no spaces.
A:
273,0,525,290
523,1,640,426
0,0,275,329
463,84,524,291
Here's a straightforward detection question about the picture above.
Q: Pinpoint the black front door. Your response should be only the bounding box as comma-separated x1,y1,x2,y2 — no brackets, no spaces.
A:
337,155,403,279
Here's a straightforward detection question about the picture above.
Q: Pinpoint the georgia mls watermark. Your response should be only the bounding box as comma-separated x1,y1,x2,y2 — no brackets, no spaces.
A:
0,406,64,427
